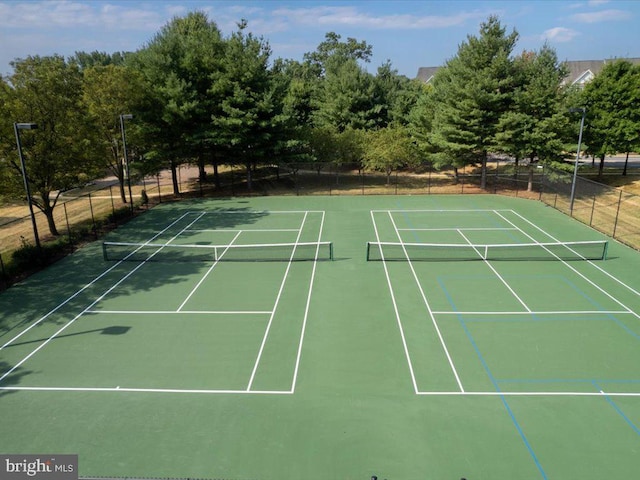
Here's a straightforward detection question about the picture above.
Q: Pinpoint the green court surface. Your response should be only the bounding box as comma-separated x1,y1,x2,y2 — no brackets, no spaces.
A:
1,194,639,480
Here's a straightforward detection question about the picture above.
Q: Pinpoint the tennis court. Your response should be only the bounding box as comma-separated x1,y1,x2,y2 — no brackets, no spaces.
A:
1,194,639,480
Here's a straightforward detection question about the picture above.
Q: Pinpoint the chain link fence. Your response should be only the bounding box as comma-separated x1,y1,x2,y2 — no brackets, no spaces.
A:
1,161,638,282
540,166,640,248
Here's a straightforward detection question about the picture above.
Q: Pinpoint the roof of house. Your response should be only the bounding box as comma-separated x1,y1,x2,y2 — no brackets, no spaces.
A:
415,58,640,86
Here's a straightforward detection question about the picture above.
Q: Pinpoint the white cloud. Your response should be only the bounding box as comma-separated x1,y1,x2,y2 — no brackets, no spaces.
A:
541,27,580,43
0,1,164,31
271,6,488,30
570,8,630,23
587,0,610,6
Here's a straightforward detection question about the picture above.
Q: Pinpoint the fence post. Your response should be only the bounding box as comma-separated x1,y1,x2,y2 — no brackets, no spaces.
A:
88,193,97,239
0,252,5,280
612,189,624,239
109,185,115,214
63,203,72,244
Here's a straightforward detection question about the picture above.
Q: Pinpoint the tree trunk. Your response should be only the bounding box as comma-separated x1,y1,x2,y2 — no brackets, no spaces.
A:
527,165,534,192
198,154,207,183
212,159,220,188
246,162,253,190
598,154,605,180
453,166,459,184
170,160,180,196
40,200,59,236
480,153,487,190
117,162,127,203
623,152,629,176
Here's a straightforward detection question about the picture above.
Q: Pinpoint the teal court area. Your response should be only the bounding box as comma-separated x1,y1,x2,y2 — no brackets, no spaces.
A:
0,194,639,480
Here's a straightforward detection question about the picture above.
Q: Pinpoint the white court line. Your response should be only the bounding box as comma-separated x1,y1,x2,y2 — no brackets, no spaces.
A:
185,228,300,233
416,390,640,397
389,212,465,392
511,210,640,298
497,210,640,320
397,227,517,231
457,227,531,313
176,231,242,312
371,209,513,213
371,211,420,394
246,212,309,391
290,211,326,393
2,385,637,398
0,212,194,352
193,210,324,215
85,310,272,315
0,213,207,385
432,310,630,315
0,386,292,395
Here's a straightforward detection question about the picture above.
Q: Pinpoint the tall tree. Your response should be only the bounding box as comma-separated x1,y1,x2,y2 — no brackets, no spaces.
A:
70,51,129,69
82,64,147,202
130,11,224,194
303,32,372,77
210,20,283,190
494,45,570,190
582,60,640,177
0,55,101,237
314,57,377,132
429,16,518,188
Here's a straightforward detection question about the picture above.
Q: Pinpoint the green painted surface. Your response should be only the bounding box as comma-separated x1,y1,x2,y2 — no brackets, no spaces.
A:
1,194,639,480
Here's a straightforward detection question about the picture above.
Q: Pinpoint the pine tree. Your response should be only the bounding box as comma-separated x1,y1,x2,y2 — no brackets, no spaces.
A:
429,16,518,188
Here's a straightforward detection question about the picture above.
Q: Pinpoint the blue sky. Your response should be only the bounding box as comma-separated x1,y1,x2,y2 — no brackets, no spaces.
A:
1,0,638,78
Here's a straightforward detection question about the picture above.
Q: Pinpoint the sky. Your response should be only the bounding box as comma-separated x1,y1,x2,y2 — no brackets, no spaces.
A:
0,0,639,78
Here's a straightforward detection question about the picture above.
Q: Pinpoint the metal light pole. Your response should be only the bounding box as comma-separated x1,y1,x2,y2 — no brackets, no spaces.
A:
119,114,134,211
14,122,40,249
569,107,586,216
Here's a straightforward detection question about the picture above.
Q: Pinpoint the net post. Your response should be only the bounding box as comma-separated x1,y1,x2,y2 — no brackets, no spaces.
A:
102,242,108,261
329,242,333,260
366,242,371,261
603,241,609,260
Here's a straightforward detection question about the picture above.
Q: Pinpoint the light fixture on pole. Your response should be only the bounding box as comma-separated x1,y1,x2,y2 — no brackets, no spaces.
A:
14,122,40,249
568,107,586,216
119,114,134,211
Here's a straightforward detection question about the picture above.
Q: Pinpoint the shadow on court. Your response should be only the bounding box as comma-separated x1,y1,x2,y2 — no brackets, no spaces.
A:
0,206,269,338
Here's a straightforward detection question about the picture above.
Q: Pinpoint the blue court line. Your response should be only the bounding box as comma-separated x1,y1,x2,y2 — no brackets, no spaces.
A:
479,211,521,242
498,378,640,385
457,314,548,479
395,203,422,243
463,316,610,323
439,270,640,341
437,277,459,312
593,381,640,438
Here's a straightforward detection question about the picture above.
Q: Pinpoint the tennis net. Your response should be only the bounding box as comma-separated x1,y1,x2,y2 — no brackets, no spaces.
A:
366,240,608,261
103,241,333,262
